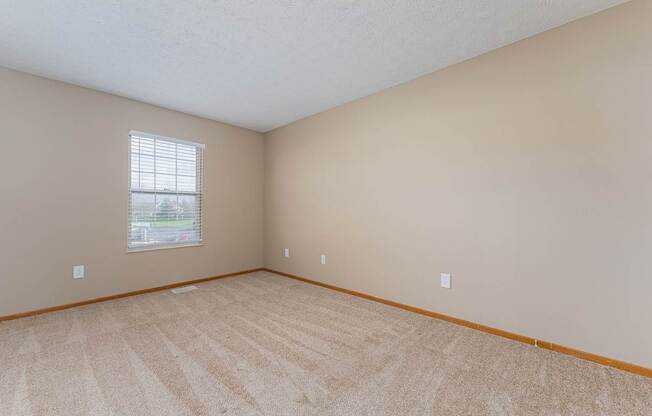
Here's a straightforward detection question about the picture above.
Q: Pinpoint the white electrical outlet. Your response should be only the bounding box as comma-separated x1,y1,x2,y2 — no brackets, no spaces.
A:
440,272,451,289
73,265,85,279
320,254,326,265
283,248,290,258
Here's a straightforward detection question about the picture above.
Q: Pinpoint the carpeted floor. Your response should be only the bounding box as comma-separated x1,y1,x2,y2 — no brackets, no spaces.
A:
0,271,650,415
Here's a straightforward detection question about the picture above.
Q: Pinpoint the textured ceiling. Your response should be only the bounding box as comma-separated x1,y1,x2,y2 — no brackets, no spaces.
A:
0,0,629,132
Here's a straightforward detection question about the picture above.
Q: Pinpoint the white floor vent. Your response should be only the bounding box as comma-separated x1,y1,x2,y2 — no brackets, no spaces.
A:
170,285,199,294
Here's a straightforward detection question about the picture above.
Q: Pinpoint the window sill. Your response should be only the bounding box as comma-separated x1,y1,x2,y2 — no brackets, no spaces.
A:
127,242,203,253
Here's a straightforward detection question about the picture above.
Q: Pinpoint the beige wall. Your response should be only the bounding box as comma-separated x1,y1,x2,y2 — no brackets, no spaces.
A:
0,67,264,316
265,0,652,368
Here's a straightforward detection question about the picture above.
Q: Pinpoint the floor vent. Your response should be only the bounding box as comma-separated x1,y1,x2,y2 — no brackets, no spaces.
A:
170,285,199,294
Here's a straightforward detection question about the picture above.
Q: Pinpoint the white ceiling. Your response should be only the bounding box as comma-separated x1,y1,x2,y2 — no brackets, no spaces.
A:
0,0,628,132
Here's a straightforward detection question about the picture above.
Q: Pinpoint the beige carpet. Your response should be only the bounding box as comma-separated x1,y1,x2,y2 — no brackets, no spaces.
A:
0,271,650,415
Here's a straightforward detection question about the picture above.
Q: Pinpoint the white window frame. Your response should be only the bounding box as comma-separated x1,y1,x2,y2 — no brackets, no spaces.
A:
127,130,205,252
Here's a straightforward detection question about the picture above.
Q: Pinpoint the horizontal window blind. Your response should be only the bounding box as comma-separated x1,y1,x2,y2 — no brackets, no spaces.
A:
128,131,204,250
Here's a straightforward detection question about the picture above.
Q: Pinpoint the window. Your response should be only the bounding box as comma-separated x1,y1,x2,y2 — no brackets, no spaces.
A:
128,131,204,251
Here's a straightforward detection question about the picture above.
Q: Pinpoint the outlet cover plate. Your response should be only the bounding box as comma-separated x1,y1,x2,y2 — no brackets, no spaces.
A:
73,265,85,279
440,273,451,289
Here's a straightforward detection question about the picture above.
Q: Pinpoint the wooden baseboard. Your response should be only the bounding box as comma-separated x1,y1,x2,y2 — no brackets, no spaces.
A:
263,268,651,379
535,341,651,378
0,268,264,321
3,266,649,379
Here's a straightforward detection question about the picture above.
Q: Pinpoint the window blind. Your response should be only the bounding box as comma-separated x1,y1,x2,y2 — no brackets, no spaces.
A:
128,131,204,250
